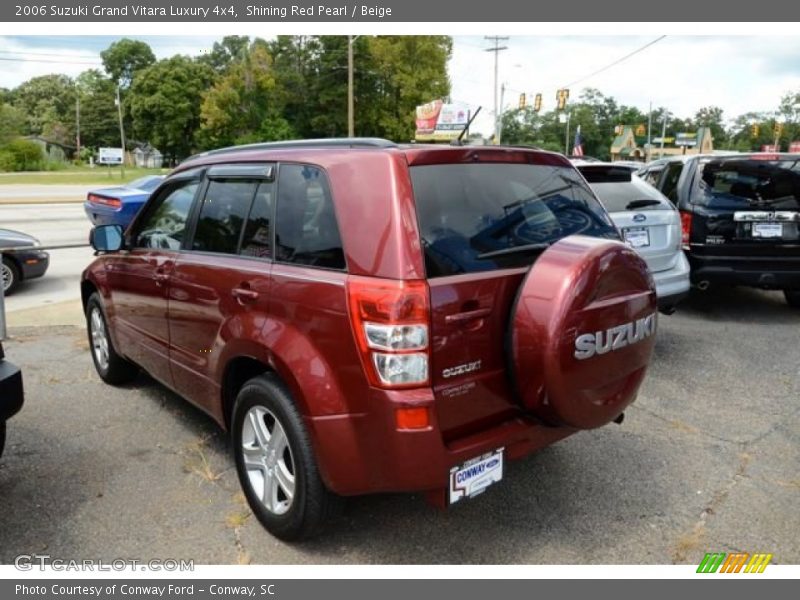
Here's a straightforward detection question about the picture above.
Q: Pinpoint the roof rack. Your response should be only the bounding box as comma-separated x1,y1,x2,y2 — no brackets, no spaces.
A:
184,138,398,162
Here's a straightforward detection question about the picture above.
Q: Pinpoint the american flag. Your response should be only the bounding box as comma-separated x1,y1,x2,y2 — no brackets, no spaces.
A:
573,125,584,156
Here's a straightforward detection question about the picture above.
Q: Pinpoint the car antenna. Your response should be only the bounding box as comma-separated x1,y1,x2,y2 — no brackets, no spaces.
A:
452,106,482,146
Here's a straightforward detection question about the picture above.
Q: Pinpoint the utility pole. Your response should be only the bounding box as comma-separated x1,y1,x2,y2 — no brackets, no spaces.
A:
348,35,360,137
496,83,506,144
646,101,652,162
115,84,126,177
484,36,508,142
660,114,667,158
75,94,81,162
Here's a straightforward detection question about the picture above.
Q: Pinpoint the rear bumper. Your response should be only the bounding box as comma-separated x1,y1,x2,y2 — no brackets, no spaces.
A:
653,252,690,308
688,252,800,289
307,388,576,497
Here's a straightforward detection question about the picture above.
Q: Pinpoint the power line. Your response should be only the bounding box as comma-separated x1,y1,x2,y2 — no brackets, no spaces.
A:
560,36,667,89
0,56,101,65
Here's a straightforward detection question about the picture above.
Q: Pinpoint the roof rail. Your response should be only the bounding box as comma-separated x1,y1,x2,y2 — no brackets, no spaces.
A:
184,138,398,163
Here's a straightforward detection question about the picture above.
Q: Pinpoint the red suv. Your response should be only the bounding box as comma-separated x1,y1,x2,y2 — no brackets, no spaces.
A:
82,139,657,540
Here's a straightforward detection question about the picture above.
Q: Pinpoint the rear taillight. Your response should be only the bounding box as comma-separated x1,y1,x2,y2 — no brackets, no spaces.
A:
88,194,121,209
347,276,430,389
680,211,692,249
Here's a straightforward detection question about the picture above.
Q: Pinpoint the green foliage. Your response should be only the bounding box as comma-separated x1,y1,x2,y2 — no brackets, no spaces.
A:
128,55,215,162
198,42,294,148
11,74,76,145
0,138,45,171
198,36,253,73
101,38,156,86
75,69,120,150
0,104,25,144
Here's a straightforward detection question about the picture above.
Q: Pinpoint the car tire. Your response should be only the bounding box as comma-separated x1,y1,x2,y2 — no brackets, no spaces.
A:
0,421,6,458
85,292,138,385
2,257,20,296
784,290,800,308
232,374,341,541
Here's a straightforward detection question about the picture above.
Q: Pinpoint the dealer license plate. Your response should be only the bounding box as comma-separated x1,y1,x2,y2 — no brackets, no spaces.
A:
449,448,504,504
623,227,650,248
752,222,783,238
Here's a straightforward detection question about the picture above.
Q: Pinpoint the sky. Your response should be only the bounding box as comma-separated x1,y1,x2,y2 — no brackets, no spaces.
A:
2,35,800,136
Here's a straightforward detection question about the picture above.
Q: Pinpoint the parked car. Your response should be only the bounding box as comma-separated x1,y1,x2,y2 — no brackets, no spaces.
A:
82,139,658,540
650,153,800,307
0,341,24,458
1,229,50,295
83,175,165,228
576,162,690,313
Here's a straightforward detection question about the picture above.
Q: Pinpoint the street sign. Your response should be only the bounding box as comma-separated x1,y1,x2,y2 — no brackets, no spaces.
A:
98,147,124,165
675,132,697,147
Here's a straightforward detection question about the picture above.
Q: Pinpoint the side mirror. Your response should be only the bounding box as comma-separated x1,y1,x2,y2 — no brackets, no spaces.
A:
90,224,124,253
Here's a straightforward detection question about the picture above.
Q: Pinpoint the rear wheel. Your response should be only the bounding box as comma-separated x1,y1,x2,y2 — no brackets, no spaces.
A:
85,292,138,385
232,374,340,541
2,257,20,295
784,290,800,308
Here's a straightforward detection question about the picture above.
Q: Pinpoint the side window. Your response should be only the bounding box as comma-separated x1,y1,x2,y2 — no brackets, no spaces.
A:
192,179,258,255
239,182,273,259
275,164,345,270
660,163,683,203
134,181,199,250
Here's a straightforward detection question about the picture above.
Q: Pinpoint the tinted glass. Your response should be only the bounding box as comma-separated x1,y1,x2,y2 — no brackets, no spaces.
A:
695,158,800,209
590,177,671,213
410,163,618,277
275,165,345,270
128,176,163,192
660,162,684,203
135,181,198,250
240,182,273,259
192,180,258,255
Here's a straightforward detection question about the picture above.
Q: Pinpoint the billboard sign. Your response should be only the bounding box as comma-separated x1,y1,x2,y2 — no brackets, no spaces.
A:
761,144,780,152
789,141,800,153
415,100,470,142
98,147,124,165
675,133,697,147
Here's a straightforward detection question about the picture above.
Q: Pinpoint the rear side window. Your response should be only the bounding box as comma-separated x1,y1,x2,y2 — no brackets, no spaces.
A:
192,180,258,255
239,183,273,259
660,162,684,203
410,163,618,277
695,159,800,209
275,164,345,270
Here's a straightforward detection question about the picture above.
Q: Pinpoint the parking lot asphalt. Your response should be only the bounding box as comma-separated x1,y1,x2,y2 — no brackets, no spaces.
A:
0,287,798,565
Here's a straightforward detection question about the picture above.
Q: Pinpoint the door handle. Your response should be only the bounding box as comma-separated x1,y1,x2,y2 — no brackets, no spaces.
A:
445,307,492,324
232,287,259,303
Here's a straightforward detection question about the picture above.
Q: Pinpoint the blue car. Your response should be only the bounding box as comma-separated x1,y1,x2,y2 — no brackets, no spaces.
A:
83,175,165,228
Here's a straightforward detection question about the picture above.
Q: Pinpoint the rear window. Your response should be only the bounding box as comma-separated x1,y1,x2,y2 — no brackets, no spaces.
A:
696,159,800,209
579,165,633,184
588,177,670,213
410,163,618,277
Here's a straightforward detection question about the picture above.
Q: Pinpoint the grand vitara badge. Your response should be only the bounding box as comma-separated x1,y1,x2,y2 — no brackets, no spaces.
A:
574,313,656,360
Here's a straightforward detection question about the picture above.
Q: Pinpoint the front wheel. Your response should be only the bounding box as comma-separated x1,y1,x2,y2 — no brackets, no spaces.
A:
85,293,138,385
2,257,20,295
784,290,800,308
232,374,340,541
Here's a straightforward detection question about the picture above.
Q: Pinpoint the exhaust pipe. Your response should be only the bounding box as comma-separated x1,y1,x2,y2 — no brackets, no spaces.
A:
696,280,710,291
614,412,625,425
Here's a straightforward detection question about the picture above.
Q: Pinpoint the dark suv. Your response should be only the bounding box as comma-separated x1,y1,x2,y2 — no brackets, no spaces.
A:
651,153,800,306
82,139,657,540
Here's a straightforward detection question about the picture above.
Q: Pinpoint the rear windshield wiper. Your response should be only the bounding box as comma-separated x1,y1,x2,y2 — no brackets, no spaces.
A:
476,242,552,260
625,199,662,210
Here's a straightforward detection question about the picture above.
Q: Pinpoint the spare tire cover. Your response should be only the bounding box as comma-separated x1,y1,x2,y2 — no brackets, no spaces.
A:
510,235,657,429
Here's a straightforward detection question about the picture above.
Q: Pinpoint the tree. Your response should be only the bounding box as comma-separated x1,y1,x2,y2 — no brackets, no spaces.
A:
197,42,294,148
100,38,156,87
75,69,120,149
128,56,215,162
198,35,252,73
11,74,76,145
0,104,25,144
693,106,727,147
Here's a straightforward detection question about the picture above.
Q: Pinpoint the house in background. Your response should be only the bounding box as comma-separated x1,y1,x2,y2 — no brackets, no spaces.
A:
132,143,163,168
610,126,714,162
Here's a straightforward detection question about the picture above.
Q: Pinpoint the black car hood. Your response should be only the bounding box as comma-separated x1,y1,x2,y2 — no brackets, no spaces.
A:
0,228,37,248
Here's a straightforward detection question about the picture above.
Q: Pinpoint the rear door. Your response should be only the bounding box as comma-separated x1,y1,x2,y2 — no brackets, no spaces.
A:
409,156,620,440
689,157,800,256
